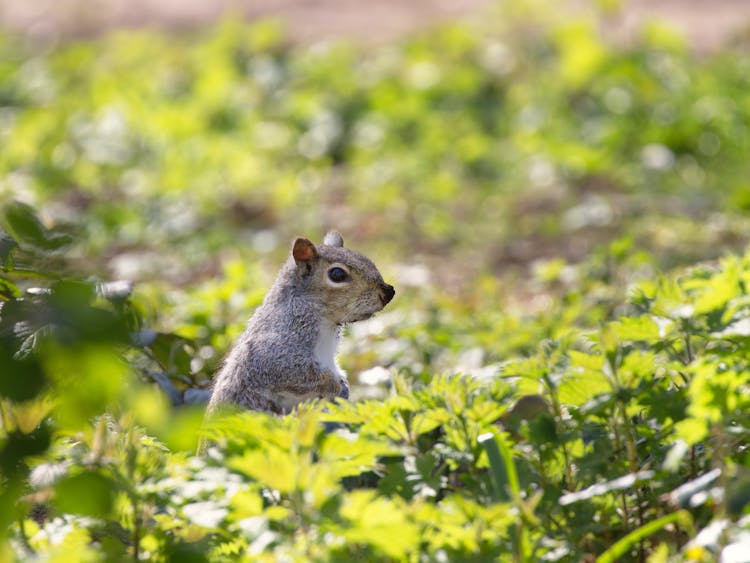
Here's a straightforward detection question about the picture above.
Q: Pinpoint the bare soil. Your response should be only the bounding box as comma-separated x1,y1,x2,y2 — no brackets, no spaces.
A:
2,0,750,52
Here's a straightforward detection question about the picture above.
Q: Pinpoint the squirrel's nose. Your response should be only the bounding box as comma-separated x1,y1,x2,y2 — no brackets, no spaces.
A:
380,283,395,305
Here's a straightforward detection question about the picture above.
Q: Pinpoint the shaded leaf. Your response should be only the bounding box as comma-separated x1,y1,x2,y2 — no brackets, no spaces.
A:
0,339,46,401
0,229,18,266
2,201,72,252
0,424,52,477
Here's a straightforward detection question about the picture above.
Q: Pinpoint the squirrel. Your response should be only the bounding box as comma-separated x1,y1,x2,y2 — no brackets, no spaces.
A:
206,231,395,416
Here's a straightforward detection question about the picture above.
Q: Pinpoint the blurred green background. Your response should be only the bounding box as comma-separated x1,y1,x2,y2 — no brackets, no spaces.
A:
0,0,749,405
2,1,750,560
3,0,750,382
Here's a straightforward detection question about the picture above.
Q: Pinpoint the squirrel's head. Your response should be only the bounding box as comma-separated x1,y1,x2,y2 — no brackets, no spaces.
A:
289,231,395,325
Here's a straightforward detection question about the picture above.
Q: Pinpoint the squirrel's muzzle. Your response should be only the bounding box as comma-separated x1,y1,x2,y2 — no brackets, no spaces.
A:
380,283,395,306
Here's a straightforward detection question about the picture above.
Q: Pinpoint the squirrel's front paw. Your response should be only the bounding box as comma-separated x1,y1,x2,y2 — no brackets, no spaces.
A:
338,378,350,400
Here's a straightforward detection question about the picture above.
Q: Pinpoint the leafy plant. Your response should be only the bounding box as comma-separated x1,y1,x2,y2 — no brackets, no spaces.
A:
2,3,750,560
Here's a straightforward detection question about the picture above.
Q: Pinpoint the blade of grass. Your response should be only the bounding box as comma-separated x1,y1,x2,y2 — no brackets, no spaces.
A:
596,510,693,563
479,431,519,503
479,431,533,561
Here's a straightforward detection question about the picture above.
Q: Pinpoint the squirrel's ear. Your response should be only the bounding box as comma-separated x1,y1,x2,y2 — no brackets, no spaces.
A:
292,237,317,264
323,231,344,248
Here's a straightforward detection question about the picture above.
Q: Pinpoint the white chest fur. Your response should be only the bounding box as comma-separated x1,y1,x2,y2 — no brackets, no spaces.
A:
273,322,345,413
314,322,344,382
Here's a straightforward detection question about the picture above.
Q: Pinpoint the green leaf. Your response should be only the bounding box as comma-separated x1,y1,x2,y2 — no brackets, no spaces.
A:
0,229,18,267
478,431,519,503
618,350,659,387
148,332,195,378
1,427,52,478
54,471,117,517
2,202,48,250
692,257,740,315
0,340,46,401
560,351,612,405
227,447,298,493
611,316,661,343
48,281,130,344
0,277,21,299
47,345,129,429
596,510,693,563
337,491,419,559
2,201,72,252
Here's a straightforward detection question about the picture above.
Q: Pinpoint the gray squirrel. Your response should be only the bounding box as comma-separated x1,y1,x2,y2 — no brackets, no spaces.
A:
206,231,395,415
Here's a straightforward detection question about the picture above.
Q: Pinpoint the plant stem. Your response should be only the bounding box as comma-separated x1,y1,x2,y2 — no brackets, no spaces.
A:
611,424,630,534
618,400,648,560
683,332,694,364
17,515,35,556
132,499,141,562
0,400,9,434
540,370,574,490
0,399,17,433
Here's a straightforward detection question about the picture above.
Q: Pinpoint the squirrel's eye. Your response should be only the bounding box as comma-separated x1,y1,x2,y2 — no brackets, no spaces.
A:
327,267,348,283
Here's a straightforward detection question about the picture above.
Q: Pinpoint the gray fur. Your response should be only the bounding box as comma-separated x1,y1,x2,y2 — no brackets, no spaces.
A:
206,231,394,415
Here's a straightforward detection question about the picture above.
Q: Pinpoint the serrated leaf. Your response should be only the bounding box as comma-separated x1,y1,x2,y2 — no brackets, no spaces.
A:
560,351,611,405
337,491,419,559
410,408,450,436
227,447,297,493
611,316,661,342
692,257,741,315
619,350,658,387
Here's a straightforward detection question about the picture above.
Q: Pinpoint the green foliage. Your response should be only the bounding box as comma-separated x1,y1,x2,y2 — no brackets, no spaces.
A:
2,3,750,561
3,222,750,560
2,234,750,561
2,6,750,281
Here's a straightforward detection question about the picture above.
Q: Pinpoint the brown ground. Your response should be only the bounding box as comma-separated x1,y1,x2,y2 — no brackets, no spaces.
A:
2,0,750,52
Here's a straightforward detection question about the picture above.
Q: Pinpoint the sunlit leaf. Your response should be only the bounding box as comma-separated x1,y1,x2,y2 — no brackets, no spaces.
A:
611,316,660,343
0,277,21,300
227,447,297,494
596,510,693,563
336,490,419,559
